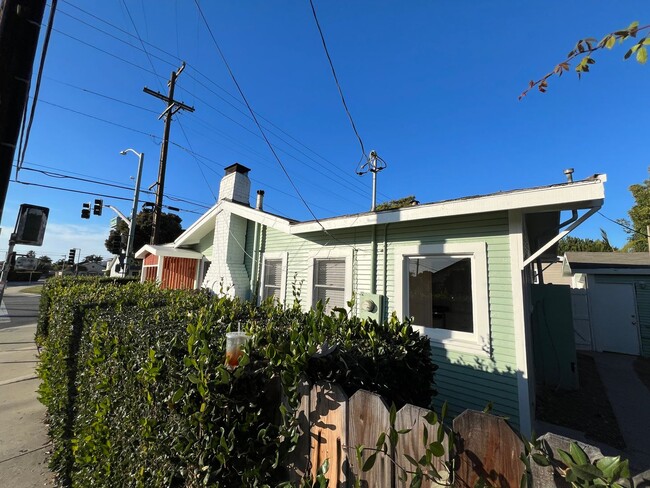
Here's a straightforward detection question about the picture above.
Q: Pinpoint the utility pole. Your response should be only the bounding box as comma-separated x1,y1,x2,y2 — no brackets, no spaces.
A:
0,0,47,223
143,62,194,245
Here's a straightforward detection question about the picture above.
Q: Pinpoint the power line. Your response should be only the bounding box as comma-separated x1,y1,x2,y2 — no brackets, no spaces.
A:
598,211,650,238
12,179,203,215
50,5,393,200
308,0,367,164
19,165,212,210
194,0,325,227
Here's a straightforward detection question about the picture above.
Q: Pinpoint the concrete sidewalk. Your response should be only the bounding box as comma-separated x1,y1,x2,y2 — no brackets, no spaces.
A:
0,287,53,487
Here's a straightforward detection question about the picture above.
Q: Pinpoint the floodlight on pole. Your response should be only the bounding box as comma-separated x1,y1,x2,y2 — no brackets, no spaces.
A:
120,149,144,276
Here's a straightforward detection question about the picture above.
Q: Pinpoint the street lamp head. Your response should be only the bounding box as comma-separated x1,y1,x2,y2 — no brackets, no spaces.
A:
120,148,141,158
119,150,127,155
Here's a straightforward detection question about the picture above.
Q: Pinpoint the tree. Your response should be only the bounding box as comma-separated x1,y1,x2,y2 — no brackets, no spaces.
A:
36,255,52,271
617,169,650,252
520,21,648,99
83,254,104,263
558,231,616,254
104,210,183,255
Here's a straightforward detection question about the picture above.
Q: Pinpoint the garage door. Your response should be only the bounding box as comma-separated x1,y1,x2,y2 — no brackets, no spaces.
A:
590,282,640,355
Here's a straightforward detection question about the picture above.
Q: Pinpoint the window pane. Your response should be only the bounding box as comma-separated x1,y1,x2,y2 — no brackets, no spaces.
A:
313,259,346,312
408,256,473,332
262,259,282,301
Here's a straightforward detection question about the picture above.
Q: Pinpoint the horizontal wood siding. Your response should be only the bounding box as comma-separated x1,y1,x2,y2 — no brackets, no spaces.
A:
263,211,520,426
384,212,518,425
161,257,198,290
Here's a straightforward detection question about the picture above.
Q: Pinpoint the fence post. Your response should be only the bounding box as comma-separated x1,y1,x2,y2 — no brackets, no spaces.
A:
287,379,312,484
348,390,393,487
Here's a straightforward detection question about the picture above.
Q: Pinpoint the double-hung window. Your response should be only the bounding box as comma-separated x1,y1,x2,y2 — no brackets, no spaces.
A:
307,249,353,314
260,252,288,305
395,242,490,355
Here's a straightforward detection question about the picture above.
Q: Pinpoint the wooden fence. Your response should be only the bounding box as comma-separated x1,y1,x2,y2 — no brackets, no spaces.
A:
286,381,525,488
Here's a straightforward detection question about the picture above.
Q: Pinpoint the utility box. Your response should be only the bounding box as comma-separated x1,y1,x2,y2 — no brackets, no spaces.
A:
359,293,384,322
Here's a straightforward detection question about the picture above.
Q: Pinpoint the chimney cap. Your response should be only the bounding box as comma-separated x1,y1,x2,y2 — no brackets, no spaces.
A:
224,163,251,175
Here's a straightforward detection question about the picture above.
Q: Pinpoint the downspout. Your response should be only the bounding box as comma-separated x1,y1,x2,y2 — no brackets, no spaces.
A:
370,225,377,294
382,223,389,321
249,190,264,302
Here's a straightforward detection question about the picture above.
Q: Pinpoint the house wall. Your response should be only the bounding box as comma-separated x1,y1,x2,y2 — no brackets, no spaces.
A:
591,274,650,357
262,210,521,427
197,229,215,257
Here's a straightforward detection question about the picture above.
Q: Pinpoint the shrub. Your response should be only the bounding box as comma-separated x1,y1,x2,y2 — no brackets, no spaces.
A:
37,278,436,487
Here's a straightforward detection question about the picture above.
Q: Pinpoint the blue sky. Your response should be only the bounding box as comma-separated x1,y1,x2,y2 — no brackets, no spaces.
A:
5,1,650,261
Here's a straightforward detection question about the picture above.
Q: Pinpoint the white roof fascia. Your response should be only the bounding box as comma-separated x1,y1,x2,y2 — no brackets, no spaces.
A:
290,177,606,234
220,200,292,233
135,244,203,260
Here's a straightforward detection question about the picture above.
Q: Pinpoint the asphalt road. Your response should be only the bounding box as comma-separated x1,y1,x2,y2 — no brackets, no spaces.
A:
0,283,53,487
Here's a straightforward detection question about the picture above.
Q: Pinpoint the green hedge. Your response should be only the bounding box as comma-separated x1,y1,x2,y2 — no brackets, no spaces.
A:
36,277,436,487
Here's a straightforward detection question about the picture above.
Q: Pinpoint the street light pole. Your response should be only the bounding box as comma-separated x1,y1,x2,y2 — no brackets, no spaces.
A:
120,149,144,276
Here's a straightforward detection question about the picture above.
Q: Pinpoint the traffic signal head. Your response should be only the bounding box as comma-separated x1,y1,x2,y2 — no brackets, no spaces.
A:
110,234,122,254
93,199,103,216
81,202,90,219
67,249,76,265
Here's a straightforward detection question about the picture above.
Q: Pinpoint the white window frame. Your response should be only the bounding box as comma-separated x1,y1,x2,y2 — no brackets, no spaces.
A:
394,242,490,356
306,248,354,312
259,251,288,305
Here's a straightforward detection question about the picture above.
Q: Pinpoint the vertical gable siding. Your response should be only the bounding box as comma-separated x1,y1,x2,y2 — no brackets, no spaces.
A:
161,257,198,290
263,211,519,426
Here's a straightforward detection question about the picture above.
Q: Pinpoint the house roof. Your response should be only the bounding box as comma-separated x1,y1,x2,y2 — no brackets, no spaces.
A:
563,251,650,275
135,244,203,260
173,174,607,246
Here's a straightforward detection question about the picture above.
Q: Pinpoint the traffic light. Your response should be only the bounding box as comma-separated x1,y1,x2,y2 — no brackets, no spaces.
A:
109,234,122,254
81,202,90,219
67,249,76,265
93,199,103,216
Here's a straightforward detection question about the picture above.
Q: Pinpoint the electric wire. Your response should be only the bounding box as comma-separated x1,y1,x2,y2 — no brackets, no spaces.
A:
12,180,203,215
308,0,366,164
598,211,650,238
16,0,59,177
194,0,328,229
50,4,393,199
19,166,212,210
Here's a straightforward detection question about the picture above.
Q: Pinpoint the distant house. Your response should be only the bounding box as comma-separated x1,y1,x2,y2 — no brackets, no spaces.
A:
77,260,107,275
562,252,650,357
135,163,607,436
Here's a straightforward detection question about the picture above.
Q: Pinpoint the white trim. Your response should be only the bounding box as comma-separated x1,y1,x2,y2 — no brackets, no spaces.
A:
305,247,354,312
259,251,288,306
292,177,606,234
508,210,532,437
135,244,203,260
394,242,490,356
156,256,164,282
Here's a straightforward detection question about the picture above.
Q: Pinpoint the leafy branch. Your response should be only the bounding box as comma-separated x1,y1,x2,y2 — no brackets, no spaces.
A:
519,21,650,99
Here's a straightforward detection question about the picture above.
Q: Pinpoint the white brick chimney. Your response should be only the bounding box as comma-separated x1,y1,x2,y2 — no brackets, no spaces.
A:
203,163,252,299
218,163,251,205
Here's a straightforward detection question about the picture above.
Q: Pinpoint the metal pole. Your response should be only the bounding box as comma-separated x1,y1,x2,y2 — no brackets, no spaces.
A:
647,225,650,254
125,152,144,275
370,151,378,212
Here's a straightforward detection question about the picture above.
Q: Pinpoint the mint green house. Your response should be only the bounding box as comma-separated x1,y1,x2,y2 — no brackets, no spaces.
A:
152,163,607,436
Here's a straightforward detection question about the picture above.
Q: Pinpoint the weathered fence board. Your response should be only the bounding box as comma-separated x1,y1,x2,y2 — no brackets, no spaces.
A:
348,390,393,488
287,379,312,484
309,382,348,487
395,403,450,487
453,410,525,488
